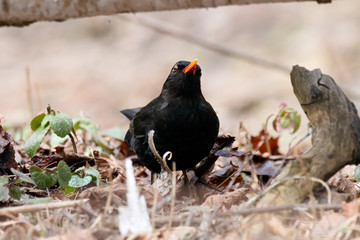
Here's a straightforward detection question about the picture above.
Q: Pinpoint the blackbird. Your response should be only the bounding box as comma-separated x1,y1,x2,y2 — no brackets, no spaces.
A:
121,59,219,174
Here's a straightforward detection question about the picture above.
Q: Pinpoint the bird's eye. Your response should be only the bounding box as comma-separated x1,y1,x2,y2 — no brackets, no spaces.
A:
172,64,178,72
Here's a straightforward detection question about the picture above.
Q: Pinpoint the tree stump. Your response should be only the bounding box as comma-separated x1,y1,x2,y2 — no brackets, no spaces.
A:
256,65,360,207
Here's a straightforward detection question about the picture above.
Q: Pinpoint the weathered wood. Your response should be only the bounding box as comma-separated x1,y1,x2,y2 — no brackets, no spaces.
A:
0,0,331,27
256,65,360,207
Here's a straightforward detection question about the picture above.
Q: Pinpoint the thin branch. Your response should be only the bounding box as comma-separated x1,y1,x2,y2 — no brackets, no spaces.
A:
0,199,89,216
148,130,172,173
245,175,331,208
69,133,77,153
151,173,159,229
154,203,342,224
121,15,290,73
168,161,177,228
0,0,331,27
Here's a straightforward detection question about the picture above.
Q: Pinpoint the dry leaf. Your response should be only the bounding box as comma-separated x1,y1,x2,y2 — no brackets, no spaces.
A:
232,122,252,152
44,227,96,240
311,213,347,238
342,198,360,218
0,125,17,170
251,130,280,155
202,188,249,209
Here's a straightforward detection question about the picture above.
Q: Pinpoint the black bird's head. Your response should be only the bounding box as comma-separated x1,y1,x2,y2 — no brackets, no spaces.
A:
161,59,202,97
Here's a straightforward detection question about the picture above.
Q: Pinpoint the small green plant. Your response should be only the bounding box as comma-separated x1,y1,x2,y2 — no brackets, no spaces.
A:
73,115,125,155
29,160,101,192
24,106,75,157
272,103,301,134
0,176,21,202
6,161,101,200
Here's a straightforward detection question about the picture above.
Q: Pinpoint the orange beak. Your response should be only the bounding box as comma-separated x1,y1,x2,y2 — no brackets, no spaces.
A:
183,59,198,75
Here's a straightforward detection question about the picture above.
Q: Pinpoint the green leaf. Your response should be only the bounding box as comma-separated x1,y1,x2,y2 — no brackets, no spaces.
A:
280,117,290,129
50,133,69,147
64,186,76,195
84,167,100,178
279,110,286,117
0,176,8,185
22,125,32,141
9,185,21,200
48,172,58,187
30,113,46,131
74,116,112,152
84,167,101,186
11,168,36,185
0,185,10,202
289,112,301,134
50,113,73,138
68,175,92,188
57,161,72,188
24,122,51,157
30,166,53,189
100,128,126,140
81,123,112,152
354,165,360,182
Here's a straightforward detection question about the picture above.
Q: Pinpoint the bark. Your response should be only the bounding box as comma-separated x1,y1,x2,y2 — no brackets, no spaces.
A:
256,65,360,208
1,0,331,27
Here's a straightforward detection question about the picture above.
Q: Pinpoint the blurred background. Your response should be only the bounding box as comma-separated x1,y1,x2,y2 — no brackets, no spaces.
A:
0,1,359,150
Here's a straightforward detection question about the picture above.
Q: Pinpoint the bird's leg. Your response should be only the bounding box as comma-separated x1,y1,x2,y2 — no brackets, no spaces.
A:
182,170,190,183
182,169,200,200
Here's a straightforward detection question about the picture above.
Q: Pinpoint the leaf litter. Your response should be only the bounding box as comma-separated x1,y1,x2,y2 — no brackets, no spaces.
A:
0,113,360,239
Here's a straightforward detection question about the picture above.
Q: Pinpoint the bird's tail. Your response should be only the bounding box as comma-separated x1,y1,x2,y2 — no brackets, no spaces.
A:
120,107,141,121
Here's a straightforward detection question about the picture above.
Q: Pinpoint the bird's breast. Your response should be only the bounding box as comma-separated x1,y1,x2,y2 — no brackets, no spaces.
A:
154,98,217,136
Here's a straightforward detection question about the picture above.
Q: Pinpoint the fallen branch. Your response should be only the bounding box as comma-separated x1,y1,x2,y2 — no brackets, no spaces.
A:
154,203,342,225
0,0,331,27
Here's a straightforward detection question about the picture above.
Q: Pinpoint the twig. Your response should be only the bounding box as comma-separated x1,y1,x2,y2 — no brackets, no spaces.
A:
69,133,77,153
121,16,290,74
103,183,113,215
25,65,34,119
0,199,89,216
151,173,159,229
327,214,359,239
298,155,317,218
263,114,274,155
148,130,171,173
168,161,177,228
264,124,313,188
244,175,331,208
154,203,342,224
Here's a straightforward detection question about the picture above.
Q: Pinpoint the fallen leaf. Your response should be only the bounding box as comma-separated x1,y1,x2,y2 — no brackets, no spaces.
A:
311,213,347,238
44,227,96,240
267,216,295,238
251,130,280,155
232,122,252,151
0,125,17,170
202,188,249,209
343,198,360,218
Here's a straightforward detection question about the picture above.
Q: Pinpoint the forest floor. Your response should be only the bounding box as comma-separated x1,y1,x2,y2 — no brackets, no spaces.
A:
0,111,359,240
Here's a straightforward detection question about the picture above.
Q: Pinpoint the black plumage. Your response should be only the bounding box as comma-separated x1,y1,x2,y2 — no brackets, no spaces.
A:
121,60,219,173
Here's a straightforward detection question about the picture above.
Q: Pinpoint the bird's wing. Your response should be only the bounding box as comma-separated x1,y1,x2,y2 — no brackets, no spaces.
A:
124,97,161,149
